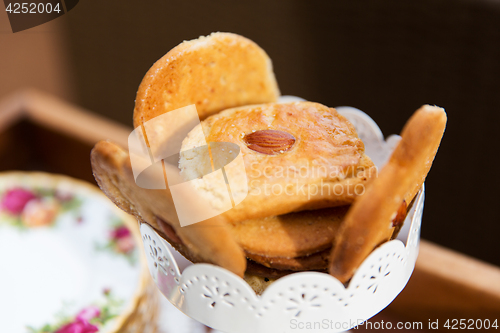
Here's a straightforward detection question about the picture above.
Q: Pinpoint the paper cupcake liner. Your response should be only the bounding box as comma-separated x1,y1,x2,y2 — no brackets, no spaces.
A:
139,102,423,333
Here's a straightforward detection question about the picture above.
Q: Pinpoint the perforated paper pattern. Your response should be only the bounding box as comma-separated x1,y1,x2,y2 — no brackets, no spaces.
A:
139,104,424,332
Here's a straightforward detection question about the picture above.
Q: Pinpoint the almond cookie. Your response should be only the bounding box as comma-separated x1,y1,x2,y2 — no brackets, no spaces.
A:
179,101,377,223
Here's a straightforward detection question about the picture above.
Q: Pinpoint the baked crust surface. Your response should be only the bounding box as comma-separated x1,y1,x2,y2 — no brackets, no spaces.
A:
329,105,447,283
133,32,280,128
179,102,376,223
228,206,348,258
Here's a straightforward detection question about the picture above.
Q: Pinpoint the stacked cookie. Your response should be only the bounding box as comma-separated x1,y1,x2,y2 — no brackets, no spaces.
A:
91,33,446,289
178,101,375,278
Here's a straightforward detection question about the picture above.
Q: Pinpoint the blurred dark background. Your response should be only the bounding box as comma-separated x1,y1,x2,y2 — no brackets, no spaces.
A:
2,0,499,266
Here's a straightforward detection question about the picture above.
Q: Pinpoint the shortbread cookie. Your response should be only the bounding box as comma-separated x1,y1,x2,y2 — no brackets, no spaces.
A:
246,249,331,272
329,105,447,283
153,213,330,275
133,32,280,128
149,211,331,276
228,206,349,258
179,102,376,223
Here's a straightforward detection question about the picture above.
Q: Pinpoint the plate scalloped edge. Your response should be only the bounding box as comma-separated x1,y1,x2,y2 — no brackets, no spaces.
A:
0,172,156,333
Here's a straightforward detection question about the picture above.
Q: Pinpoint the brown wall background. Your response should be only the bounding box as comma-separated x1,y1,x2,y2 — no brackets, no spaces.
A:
0,10,75,102
3,0,500,266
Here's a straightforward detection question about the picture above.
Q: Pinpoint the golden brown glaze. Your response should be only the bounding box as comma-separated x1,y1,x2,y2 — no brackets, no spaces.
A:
180,102,376,223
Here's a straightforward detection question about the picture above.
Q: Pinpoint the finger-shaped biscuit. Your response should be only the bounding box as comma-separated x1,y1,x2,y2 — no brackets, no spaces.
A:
133,32,280,128
91,140,247,277
329,105,447,283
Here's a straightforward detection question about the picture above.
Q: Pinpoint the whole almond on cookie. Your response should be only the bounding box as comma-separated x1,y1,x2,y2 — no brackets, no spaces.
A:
244,130,296,155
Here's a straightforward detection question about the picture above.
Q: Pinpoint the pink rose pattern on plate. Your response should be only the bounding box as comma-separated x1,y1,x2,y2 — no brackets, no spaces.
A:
28,290,123,333
0,187,82,228
95,222,137,264
54,318,99,333
1,188,37,214
1,184,132,332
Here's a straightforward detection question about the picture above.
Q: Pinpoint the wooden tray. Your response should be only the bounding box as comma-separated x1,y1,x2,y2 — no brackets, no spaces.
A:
0,89,129,183
1,89,499,331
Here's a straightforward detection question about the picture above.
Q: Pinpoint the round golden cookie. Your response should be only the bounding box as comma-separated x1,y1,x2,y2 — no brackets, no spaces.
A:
246,249,331,272
179,101,376,223
154,212,331,276
329,105,447,283
133,32,280,128
228,206,349,258
243,274,276,295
